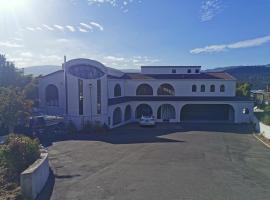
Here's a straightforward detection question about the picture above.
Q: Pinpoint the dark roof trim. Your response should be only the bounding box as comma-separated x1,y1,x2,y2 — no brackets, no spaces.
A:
40,70,64,78
108,72,236,80
108,96,253,106
141,66,201,68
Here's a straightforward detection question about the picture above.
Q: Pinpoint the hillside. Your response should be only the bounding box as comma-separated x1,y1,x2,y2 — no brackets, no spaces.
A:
207,64,270,90
23,65,61,76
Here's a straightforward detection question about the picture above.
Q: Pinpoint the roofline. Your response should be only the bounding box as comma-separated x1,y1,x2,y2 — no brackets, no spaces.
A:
141,66,201,68
40,70,64,78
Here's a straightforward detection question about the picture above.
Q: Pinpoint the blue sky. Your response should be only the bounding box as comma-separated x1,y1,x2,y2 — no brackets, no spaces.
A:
0,0,270,69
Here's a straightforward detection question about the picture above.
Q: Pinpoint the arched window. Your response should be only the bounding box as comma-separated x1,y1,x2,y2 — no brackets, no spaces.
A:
192,85,197,92
157,104,176,121
114,84,121,97
124,105,132,121
135,104,153,119
210,85,215,92
136,84,153,96
220,85,225,92
45,84,59,106
157,83,175,96
201,85,205,92
113,107,122,125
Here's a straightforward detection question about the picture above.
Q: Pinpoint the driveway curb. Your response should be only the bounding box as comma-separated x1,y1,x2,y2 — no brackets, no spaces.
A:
253,133,270,149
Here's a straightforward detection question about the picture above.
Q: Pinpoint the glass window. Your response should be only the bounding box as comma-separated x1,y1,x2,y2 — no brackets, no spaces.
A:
195,69,200,73
97,79,101,114
172,69,176,73
45,84,59,106
157,83,175,96
78,79,83,115
210,85,215,92
136,84,153,96
192,85,197,92
187,69,191,73
69,65,104,79
201,85,205,92
220,85,225,92
114,84,121,97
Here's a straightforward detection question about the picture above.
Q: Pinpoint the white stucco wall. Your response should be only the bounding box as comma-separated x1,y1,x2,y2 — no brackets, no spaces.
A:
39,71,65,115
107,79,236,98
108,101,254,128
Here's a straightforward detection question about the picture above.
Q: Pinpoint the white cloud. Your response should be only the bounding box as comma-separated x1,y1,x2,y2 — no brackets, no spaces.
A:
66,25,76,32
80,22,93,30
190,35,270,54
87,0,141,12
36,27,43,31
54,25,65,31
26,27,35,31
90,22,104,31
20,52,33,57
0,41,23,48
78,27,88,32
56,38,70,43
105,56,125,61
200,0,223,22
42,24,54,31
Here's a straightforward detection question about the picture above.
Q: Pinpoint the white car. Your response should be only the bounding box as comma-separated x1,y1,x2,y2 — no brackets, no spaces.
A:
139,116,156,127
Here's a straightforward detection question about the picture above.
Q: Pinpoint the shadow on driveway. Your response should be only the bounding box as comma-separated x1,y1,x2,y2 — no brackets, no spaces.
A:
39,122,253,148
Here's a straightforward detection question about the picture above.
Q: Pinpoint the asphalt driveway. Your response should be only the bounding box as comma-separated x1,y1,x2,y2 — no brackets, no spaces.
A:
39,123,270,200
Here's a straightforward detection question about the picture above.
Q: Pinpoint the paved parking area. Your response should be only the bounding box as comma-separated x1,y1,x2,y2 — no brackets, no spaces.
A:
39,123,270,200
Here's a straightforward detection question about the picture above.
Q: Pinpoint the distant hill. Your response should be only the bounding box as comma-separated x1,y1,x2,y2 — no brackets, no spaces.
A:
207,64,270,90
23,65,61,76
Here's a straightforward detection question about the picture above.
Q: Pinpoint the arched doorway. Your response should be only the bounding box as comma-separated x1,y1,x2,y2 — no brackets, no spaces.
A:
113,107,122,125
135,104,153,119
180,104,235,122
124,105,132,121
157,104,176,121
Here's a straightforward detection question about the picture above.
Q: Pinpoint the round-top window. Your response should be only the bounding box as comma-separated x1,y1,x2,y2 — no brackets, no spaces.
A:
68,64,104,79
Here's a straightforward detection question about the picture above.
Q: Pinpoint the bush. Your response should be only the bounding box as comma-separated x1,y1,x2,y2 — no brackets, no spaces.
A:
0,135,40,182
81,121,108,134
66,121,77,135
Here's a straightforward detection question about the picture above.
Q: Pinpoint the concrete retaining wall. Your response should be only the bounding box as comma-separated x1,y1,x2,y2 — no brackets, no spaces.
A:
254,116,270,139
20,152,49,200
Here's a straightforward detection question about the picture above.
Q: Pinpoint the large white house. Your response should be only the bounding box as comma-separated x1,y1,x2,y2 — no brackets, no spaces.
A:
39,58,253,129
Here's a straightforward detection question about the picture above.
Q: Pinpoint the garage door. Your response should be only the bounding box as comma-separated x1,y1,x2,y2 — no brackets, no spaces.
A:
180,104,234,122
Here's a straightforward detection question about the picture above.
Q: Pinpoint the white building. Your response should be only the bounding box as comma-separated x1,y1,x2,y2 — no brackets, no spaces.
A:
39,58,254,129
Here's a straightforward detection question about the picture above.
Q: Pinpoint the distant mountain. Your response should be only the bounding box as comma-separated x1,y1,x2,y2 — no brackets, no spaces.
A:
23,65,61,76
206,64,270,90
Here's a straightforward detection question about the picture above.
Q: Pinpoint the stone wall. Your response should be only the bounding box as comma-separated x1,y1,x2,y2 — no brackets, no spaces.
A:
20,152,50,200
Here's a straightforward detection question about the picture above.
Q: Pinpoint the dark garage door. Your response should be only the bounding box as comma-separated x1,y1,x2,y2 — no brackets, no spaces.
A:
181,104,234,122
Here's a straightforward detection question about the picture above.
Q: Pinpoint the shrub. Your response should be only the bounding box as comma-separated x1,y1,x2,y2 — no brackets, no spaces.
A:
0,135,40,182
66,121,77,135
82,121,108,134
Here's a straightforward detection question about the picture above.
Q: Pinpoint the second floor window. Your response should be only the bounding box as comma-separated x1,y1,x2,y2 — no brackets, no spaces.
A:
192,85,197,92
210,85,215,92
201,85,205,92
114,84,121,97
220,85,225,92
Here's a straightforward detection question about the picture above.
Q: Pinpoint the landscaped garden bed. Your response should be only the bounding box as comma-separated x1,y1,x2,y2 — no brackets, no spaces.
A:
0,135,40,200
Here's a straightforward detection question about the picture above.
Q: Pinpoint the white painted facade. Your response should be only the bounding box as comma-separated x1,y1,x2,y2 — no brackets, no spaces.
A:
39,58,254,129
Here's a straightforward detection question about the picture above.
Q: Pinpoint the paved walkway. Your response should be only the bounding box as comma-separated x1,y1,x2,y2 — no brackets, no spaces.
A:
39,123,270,200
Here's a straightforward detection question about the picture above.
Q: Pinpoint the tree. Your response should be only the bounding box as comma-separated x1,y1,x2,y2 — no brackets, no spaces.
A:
236,82,251,97
0,87,33,133
0,54,32,88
